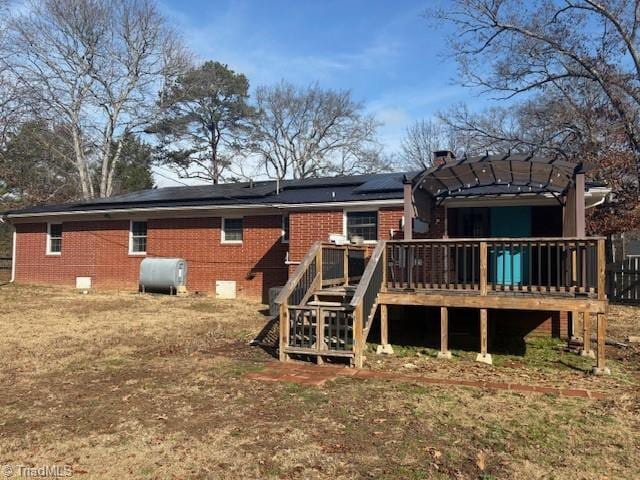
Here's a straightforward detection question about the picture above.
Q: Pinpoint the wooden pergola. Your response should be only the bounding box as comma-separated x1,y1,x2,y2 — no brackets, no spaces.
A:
403,153,587,239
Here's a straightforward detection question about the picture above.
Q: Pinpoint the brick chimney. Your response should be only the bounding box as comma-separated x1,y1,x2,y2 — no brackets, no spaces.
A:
432,150,455,167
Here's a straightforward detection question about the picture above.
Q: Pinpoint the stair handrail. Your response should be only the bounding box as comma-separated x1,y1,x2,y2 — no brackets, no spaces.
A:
349,240,385,309
349,241,386,367
274,240,322,306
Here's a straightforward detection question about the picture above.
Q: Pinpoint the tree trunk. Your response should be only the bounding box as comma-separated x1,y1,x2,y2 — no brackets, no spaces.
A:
71,125,93,200
211,142,219,184
105,139,124,197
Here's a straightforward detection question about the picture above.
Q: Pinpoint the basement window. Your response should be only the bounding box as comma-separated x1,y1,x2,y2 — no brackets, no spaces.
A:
129,220,147,254
222,217,243,243
47,223,62,255
346,211,378,242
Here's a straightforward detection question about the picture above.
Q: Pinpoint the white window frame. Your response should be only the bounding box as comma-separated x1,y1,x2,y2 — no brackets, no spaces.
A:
129,220,147,255
281,214,289,244
343,209,379,244
221,217,243,244
46,222,63,255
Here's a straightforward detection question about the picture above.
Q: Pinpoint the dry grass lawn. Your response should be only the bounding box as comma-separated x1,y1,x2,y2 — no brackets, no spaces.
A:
0,284,638,479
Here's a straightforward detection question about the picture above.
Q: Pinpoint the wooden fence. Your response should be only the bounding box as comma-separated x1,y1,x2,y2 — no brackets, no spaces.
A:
606,257,640,304
0,257,11,282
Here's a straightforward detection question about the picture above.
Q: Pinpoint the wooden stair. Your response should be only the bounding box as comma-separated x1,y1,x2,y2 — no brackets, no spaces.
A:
277,241,386,367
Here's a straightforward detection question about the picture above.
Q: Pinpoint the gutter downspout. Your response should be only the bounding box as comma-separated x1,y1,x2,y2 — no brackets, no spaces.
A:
11,226,15,283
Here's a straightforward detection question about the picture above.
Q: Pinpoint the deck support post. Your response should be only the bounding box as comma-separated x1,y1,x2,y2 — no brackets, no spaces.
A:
437,306,452,359
569,311,578,340
354,304,364,368
376,304,394,355
580,311,595,358
475,308,492,365
279,303,290,362
592,313,610,375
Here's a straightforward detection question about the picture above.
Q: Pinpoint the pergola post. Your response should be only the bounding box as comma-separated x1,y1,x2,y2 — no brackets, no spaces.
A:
437,306,452,359
475,308,492,365
403,181,413,240
580,311,595,358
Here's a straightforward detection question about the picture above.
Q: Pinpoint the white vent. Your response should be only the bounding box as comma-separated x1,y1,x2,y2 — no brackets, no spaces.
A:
75,276,92,289
216,280,236,299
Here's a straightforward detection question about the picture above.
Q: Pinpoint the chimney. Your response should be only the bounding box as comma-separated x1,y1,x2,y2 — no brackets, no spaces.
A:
432,150,455,167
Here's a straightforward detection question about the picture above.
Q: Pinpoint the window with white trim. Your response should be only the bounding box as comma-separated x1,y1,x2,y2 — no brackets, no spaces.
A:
130,221,147,254
47,223,62,254
222,217,243,243
346,211,378,241
282,215,289,243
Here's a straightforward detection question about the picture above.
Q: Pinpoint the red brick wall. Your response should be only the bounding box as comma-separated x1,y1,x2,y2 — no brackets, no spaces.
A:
287,207,408,275
378,206,447,241
288,209,343,264
14,215,288,302
379,207,404,240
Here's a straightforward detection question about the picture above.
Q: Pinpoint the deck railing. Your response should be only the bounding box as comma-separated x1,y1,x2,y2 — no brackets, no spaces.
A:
385,237,606,299
321,243,368,286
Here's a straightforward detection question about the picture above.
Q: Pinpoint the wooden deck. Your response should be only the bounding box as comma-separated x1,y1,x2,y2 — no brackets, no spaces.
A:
276,238,610,374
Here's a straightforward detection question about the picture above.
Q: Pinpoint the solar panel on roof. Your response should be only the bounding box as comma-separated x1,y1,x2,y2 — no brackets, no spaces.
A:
352,175,404,193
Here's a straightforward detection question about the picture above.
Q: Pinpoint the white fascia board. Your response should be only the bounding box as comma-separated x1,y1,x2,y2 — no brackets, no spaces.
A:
4,199,404,221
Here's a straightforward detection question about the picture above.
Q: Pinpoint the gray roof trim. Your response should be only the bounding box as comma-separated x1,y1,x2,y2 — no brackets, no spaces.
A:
4,199,404,219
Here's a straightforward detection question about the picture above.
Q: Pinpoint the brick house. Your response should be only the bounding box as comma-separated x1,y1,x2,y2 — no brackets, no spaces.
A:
2,158,610,343
2,174,410,300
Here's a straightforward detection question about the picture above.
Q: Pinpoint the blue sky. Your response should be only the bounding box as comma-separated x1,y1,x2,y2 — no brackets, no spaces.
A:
157,0,488,185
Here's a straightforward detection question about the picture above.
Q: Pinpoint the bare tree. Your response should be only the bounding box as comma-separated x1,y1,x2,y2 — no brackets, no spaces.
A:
439,79,614,159
439,78,640,233
0,0,21,153
251,82,384,180
435,0,640,182
399,118,461,170
1,0,188,199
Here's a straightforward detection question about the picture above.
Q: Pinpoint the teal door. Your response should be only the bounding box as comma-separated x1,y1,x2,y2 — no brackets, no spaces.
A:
490,207,531,285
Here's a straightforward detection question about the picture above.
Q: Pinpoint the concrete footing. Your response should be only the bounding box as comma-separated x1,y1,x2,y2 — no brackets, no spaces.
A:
475,353,493,365
376,344,394,355
592,366,611,376
579,349,596,359
437,351,452,359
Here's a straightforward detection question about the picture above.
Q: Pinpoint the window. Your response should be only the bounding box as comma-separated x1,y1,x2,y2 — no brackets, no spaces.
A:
282,215,289,243
346,211,378,241
47,223,62,254
130,221,147,254
222,217,243,243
